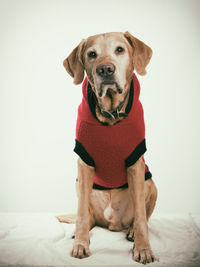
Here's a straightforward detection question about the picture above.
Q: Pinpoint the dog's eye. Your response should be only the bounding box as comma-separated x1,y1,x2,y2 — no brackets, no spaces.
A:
116,46,124,54
88,51,97,59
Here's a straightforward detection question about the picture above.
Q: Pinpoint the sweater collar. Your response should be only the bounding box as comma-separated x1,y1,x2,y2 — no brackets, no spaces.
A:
87,79,134,125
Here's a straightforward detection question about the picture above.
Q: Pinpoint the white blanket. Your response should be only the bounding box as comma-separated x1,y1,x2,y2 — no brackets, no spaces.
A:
0,213,200,266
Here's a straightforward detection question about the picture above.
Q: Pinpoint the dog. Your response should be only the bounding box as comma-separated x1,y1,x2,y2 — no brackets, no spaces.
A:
57,31,157,264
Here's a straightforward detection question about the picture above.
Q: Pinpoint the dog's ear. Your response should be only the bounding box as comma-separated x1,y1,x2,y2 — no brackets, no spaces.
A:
124,31,152,75
63,40,86,84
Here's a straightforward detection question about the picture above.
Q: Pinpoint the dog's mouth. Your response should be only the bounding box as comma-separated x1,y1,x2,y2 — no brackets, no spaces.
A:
95,82,128,121
98,81,122,98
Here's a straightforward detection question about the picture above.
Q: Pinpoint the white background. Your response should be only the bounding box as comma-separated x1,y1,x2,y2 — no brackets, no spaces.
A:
0,0,199,215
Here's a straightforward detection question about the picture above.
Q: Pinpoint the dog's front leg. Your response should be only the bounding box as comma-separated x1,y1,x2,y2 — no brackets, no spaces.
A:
127,157,155,264
72,158,95,259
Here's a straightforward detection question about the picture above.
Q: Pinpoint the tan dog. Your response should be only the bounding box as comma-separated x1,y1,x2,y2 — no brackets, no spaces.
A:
57,31,157,264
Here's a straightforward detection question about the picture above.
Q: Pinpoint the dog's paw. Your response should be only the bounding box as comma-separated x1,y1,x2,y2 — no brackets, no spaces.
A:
71,241,91,259
126,227,134,242
133,245,155,264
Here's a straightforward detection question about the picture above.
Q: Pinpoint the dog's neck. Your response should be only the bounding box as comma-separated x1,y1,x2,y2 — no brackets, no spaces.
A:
95,92,129,125
94,89,130,126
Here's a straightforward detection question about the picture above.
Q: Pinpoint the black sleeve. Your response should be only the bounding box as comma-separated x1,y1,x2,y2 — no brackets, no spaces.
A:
145,171,152,180
74,139,95,167
125,139,147,167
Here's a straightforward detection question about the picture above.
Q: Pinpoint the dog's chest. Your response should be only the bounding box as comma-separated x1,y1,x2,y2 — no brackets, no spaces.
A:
79,120,143,159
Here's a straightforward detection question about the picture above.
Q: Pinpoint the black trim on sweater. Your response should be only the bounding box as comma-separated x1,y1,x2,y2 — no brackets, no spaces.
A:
125,139,147,167
145,171,152,180
92,183,128,190
74,138,151,190
92,171,152,190
74,140,95,167
76,172,152,191
87,80,134,126
125,79,134,115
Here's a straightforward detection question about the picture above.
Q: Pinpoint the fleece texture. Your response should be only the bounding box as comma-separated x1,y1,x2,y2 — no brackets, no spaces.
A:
74,73,151,188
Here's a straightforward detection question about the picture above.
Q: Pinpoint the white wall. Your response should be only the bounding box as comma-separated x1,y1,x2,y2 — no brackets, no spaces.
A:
0,0,199,214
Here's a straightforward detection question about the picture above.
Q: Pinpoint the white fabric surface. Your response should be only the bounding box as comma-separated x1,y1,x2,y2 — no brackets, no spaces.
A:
0,213,200,267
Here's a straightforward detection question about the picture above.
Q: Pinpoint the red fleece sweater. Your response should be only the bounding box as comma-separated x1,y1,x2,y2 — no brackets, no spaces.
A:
74,73,151,189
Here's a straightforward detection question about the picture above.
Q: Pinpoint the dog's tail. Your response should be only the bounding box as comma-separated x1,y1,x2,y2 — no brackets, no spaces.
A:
56,214,76,224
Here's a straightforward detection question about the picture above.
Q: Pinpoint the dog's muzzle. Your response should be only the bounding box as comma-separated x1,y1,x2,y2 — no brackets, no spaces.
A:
96,63,122,97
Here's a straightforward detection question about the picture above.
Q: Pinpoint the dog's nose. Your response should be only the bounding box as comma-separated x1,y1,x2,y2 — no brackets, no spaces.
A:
96,63,115,78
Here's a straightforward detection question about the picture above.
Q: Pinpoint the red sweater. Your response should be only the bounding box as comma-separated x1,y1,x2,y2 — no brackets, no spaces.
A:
74,73,151,189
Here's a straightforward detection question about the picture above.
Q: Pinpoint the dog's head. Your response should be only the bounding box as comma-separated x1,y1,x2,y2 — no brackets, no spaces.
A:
63,32,152,119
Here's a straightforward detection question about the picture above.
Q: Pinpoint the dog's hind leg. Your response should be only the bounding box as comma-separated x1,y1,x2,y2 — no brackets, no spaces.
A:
145,179,157,221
